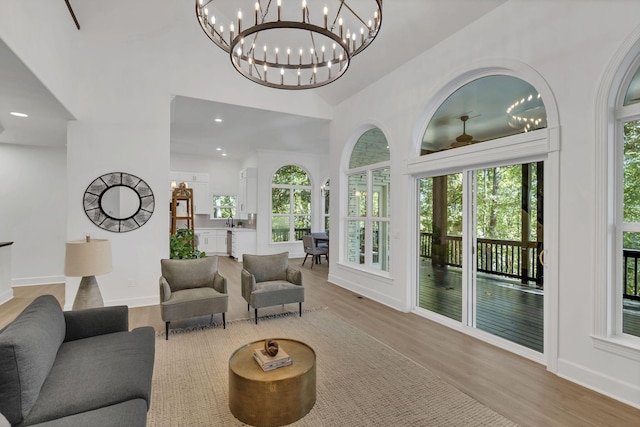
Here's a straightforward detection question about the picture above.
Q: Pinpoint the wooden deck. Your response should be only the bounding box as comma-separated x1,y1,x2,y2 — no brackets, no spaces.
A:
419,260,640,350
419,259,544,352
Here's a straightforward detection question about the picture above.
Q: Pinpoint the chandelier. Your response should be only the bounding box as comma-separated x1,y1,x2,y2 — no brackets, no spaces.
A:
506,93,547,132
196,0,382,89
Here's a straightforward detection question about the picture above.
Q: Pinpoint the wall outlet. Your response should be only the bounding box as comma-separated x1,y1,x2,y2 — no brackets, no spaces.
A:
127,279,134,287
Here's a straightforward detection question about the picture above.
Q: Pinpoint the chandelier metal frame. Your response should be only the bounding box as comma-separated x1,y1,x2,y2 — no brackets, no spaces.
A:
196,0,383,89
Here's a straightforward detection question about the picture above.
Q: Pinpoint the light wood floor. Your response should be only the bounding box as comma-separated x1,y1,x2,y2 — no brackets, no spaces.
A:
2,256,639,427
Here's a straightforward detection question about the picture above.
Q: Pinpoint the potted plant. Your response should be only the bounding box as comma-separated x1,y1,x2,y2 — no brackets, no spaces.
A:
169,228,205,259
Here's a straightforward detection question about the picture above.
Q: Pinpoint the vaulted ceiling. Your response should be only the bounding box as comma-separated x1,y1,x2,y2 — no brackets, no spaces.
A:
0,1,507,159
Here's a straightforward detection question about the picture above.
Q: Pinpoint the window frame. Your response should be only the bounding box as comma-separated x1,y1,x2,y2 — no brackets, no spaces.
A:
321,179,330,232
593,38,640,360
270,166,312,244
614,68,640,337
345,156,391,273
211,194,236,219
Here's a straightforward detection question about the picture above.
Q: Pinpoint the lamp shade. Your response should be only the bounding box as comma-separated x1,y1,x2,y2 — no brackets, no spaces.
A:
64,239,112,277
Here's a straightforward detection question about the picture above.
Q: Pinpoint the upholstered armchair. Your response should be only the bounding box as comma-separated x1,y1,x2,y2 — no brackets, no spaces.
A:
241,252,304,324
159,257,228,339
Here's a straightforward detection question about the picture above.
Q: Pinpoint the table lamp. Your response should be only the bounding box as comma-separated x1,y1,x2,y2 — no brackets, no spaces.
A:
65,236,112,310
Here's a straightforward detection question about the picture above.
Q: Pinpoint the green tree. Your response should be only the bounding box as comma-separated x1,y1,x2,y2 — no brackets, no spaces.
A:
271,165,311,242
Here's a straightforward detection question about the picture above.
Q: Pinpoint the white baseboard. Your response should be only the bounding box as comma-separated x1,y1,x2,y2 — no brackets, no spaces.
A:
557,358,640,410
12,275,65,287
0,288,13,305
63,295,159,311
107,295,159,309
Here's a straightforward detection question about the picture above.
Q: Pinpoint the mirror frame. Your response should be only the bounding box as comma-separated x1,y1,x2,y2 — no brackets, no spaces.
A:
83,172,155,233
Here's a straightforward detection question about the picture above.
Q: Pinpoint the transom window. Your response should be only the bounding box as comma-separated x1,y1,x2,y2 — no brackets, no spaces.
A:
346,128,390,272
271,165,311,243
421,75,547,155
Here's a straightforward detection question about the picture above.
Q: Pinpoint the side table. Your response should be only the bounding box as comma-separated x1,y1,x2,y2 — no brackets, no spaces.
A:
228,339,316,426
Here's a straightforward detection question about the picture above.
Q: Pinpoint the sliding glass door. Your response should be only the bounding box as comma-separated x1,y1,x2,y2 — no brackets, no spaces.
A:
417,173,463,322
417,162,544,352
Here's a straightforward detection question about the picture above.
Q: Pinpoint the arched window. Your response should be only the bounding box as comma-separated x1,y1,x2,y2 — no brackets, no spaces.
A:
421,75,547,155
271,165,311,243
346,128,391,272
613,60,640,338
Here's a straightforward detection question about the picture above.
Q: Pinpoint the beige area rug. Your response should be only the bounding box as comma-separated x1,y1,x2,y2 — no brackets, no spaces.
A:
148,309,517,427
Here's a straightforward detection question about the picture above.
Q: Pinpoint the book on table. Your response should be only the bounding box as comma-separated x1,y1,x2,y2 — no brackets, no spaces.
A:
253,346,292,371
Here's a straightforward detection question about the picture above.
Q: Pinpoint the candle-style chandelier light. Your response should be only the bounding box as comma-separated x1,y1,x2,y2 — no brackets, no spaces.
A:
196,0,382,89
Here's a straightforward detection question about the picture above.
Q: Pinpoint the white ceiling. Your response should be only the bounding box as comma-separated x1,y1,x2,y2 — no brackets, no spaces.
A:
170,95,331,160
0,39,73,147
0,1,507,158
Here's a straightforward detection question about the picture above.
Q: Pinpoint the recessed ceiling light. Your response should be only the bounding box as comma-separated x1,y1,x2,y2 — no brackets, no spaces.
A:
216,147,222,151
10,111,28,118
214,118,223,123
221,153,227,157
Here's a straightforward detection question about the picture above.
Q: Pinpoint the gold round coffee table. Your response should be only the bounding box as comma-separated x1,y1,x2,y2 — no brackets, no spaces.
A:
228,339,316,427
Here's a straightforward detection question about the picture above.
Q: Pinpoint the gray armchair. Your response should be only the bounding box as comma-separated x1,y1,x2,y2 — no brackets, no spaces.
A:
241,252,304,324
160,257,228,339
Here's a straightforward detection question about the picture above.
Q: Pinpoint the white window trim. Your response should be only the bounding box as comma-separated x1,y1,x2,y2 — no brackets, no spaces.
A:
345,161,391,273
593,28,640,359
407,63,561,369
271,182,312,244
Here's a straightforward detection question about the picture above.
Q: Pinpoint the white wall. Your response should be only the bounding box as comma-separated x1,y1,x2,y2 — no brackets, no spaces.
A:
0,144,66,286
170,152,241,197
0,0,335,310
329,0,640,409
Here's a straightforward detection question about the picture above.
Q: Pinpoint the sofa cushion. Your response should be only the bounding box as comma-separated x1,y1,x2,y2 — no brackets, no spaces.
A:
24,399,148,427
161,287,228,321
243,252,289,283
251,280,304,308
21,327,155,426
0,295,65,426
160,257,218,292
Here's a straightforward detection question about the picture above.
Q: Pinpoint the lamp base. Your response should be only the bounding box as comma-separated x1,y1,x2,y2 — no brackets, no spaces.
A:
72,275,104,310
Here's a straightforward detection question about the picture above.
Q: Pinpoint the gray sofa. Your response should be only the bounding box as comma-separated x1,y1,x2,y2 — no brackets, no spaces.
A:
0,295,155,427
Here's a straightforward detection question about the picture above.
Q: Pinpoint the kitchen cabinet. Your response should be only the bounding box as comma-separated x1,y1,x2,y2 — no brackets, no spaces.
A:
230,230,256,262
170,171,210,215
238,168,257,219
195,229,228,255
190,181,210,214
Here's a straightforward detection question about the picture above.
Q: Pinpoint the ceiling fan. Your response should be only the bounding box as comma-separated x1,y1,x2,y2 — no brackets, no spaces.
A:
451,115,480,148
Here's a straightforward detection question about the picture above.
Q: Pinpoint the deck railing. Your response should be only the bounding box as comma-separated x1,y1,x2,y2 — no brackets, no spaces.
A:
272,228,311,242
623,249,640,301
419,232,542,286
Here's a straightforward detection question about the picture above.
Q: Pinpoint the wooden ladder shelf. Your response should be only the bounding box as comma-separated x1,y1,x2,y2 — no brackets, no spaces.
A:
170,186,194,236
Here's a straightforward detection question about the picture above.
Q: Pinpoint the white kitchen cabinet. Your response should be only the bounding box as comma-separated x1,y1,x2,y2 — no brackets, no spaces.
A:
195,229,228,255
170,171,210,215
230,230,256,262
190,181,210,214
196,230,212,253
214,231,227,253
238,168,257,219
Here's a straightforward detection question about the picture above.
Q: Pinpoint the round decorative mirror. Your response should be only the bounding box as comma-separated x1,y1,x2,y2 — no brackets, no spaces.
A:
83,172,155,233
